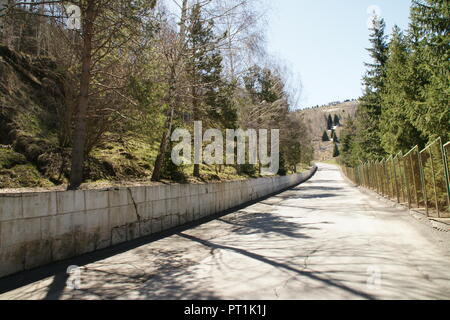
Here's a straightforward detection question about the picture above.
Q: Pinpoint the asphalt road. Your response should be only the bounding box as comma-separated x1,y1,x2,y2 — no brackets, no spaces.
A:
1,163,450,300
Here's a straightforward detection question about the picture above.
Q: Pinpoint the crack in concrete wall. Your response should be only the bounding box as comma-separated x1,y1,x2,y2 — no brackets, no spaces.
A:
127,188,141,222
0,167,318,278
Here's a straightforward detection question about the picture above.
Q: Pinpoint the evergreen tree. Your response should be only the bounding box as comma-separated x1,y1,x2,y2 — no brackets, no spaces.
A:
340,117,357,166
189,3,226,114
244,66,283,105
407,0,450,142
207,82,238,129
322,130,330,142
354,15,388,162
344,0,448,165
333,143,340,158
380,26,426,155
334,131,340,143
333,114,340,126
187,3,232,177
327,114,333,130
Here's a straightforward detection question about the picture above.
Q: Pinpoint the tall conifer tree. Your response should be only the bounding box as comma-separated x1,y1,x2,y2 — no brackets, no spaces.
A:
408,0,450,142
380,26,426,154
327,114,333,130
354,15,388,162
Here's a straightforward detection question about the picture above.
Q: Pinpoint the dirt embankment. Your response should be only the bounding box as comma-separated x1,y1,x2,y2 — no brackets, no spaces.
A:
0,46,150,189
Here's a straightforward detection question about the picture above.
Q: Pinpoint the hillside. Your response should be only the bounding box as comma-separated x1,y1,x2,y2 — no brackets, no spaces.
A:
0,46,307,191
296,101,358,160
0,46,235,190
0,45,160,189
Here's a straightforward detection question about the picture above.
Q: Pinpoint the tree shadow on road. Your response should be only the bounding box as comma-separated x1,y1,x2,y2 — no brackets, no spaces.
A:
177,233,376,300
57,248,220,300
294,186,344,192
281,193,338,200
217,212,322,239
307,179,342,184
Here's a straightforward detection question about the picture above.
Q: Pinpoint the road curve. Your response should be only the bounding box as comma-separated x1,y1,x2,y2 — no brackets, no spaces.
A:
1,163,450,300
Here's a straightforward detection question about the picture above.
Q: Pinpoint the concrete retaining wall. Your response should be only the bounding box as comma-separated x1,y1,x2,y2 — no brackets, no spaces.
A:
0,167,317,278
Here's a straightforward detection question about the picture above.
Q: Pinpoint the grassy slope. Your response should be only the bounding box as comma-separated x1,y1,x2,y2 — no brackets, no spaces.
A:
297,101,358,161
0,46,311,191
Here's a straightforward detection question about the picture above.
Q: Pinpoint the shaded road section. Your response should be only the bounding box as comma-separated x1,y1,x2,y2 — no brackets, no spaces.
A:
1,163,450,300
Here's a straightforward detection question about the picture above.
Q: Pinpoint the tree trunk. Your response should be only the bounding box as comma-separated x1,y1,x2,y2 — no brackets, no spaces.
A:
192,84,200,178
193,164,200,177
151,104,175,182
68,1,95,190
151,0,188,181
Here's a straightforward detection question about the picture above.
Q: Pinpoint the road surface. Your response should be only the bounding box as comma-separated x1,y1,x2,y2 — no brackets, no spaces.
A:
1,163,450,300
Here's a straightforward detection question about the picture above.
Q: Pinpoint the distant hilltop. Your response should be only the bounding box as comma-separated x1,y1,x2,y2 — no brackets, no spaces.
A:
301,98,358,111
294,100,359,161
296,100,358,137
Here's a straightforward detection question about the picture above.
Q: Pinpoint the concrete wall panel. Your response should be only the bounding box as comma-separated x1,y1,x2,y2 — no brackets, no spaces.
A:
0,166,317,278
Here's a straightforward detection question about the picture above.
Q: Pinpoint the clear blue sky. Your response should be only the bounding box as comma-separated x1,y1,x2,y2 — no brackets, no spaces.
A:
266,0,412,109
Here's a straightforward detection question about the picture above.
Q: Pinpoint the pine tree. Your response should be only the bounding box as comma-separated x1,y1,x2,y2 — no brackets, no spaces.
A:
187,3,230,177
354,15,388,162
340,117,358,167
380,26,426,155
333,143,340,158
327,114,333,130
333,114,340,126
334,131,340,143
244,66,283,105
322,131,330,142
407,0,450,142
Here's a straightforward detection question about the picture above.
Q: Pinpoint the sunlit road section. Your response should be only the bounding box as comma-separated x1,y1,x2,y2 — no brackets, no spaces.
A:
1,163,450,300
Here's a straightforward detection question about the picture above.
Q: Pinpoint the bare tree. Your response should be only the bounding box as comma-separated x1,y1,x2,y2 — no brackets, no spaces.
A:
211,0,267,82
151,0,189,181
